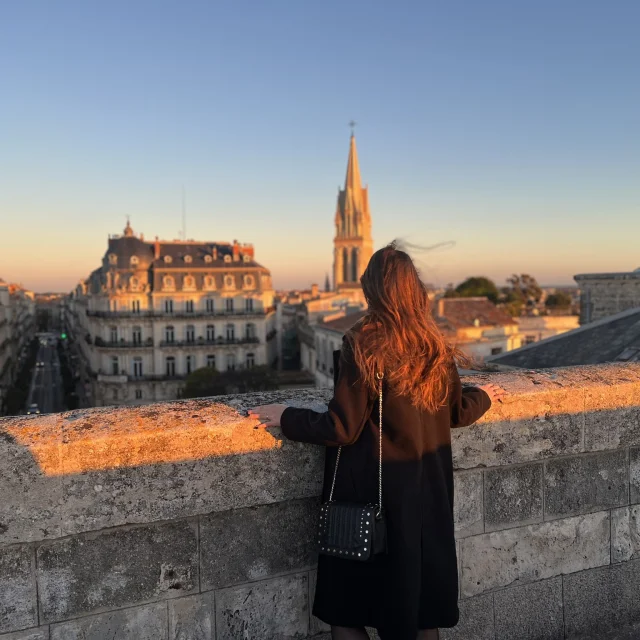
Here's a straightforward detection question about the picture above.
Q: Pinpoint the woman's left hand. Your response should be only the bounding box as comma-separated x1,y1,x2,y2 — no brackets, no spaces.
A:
247,403,287,428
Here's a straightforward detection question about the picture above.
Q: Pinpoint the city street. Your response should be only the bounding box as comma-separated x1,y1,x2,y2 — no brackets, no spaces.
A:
26,335,64,414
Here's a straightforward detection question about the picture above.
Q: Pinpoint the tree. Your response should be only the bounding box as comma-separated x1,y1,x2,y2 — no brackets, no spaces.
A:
446,277,499,304
506,274,542,304
545,291,572,309
182,365,278,399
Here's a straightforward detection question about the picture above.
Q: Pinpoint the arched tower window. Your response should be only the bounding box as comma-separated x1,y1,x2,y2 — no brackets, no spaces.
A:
342,247,349,283
351,247,359,282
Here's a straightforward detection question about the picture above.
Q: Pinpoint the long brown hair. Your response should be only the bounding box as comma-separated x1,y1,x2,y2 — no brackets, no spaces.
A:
347,242,465,412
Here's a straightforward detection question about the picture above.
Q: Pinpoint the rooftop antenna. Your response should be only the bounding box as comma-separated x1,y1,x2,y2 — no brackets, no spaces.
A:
181,185,187,241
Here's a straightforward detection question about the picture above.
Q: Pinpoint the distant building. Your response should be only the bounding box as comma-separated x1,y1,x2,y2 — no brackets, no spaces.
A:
575,269,640,324
516,315,579,346
0,280,36,412
64,221,277,407
487,307,640,369
434,297,522,362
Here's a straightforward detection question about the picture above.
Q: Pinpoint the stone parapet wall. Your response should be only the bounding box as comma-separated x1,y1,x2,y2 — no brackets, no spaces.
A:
1,364,640,639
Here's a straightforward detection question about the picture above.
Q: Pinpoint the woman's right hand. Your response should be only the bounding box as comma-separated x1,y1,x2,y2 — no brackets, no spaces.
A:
477,383,506,404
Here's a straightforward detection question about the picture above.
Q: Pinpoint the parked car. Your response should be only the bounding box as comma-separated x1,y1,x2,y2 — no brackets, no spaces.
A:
27,403,40,415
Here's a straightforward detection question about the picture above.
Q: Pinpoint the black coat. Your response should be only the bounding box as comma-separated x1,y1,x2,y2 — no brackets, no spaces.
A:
280,343,491,639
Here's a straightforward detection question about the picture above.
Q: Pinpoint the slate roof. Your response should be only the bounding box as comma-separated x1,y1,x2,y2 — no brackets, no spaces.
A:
435,297,517,332
319,311,368,335
487,307,640,368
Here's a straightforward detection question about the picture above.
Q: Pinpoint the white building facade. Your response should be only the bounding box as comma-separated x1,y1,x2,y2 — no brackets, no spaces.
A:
65,223,277,407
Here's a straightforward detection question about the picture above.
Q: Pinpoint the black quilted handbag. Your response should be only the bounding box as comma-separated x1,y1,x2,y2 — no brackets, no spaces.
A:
317,372,387,562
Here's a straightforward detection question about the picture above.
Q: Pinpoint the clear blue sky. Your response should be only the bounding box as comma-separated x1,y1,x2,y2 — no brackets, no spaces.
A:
1,0,639,292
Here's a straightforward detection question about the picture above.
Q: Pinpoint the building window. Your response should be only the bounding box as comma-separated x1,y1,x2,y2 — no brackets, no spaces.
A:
525,335,536,345
206,324,215,341
226,353,236,371
108,253,118,265
186,300,194,313
110,326,118,343
163,276,175,290
204,276,215,290
132,300,141,313
130,277,139,291
113,389,118,400
205,298,215,312
164,255,173,264
246,323,256,339
245,298,254,312
184,255,193,263
186,355,194,375
133,357,143,377
110,299,117,311
224,254,232,263
491,347,503,356
135,389,143,399
165,325,175,343
224,275,235,289
132,326,142,345
225,298,234,313
204,255,213,263
207,354,216,369
186,325,195,343
111,356,119,375
243,254,251,263
226,323,235,340
130,256,139,266
246,352,255,368
166,356,176,377
243,274,254,289
184,276,195,290
165,299,174,313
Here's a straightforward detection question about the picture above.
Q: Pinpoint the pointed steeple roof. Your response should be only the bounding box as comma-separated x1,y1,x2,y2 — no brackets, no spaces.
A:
344,134,363,194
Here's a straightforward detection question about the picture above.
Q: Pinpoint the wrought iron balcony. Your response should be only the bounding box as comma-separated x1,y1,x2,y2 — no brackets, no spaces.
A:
158,337,260,348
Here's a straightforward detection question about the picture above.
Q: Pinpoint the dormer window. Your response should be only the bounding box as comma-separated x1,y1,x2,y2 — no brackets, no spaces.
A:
204,255,213,263
130,277,139,292
204,275,215,290
130,256,139,266
164,255,173,264
184,255,193,263
108,253,118,265
183,275,196,290
224,255,232,263
243,274,255,289
243,254,251,263
224,275,235,289
163,276,175,291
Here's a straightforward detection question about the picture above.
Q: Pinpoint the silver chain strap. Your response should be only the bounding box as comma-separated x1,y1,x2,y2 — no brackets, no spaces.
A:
328,372,384,515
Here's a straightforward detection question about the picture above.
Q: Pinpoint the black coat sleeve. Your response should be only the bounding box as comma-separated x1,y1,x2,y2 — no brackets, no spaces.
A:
449,366,492,428
280,346,373,447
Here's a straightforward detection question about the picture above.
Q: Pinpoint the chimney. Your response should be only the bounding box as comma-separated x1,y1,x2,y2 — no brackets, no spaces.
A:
232,240,240,262
212,246,218,261
311,283,319,298
140,233,144,241
437,298,446,318
154,237,161,260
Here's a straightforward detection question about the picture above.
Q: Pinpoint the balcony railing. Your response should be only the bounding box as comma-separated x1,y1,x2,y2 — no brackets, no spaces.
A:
94,337,154,349
159,337,260,348
86,307,275,319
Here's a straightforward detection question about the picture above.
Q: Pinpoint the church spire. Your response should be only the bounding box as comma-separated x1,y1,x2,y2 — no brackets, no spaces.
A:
344,133,363,202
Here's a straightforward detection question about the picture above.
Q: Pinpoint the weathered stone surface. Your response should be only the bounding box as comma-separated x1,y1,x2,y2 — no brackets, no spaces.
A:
0,546,36,634
215,573,309,639
484,463,543,531
564,560,640,639
453,471,484,537
494,576,563,639
630,447,640,504
49,602,168,640
0,422,62,544
460,511,610,597
200,498,317,590
0,628,48,640
440,593,494,640
612,505,640,563
583,368,640,451
545,450,628,519
37,520,198,622
168,592,215,640
309,570,330,636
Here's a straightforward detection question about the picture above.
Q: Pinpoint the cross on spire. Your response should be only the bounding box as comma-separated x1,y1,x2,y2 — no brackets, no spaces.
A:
349,120,357,136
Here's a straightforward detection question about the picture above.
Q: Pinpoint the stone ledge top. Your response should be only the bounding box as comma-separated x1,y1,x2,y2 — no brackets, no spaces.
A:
1,363,639,477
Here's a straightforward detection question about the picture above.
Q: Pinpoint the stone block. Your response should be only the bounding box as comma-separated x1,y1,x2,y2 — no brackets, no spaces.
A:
215,573,309,639
200,498,317,590
0,628,48,640
453,471,483,538
61,442,324,536
309,570,330,636
0,545,36,634
37,520,198,623
168,592,215,640
452,409,583,470
564,560,640,639
484,463,543,531
544,450,628,519
630,447,640,503
460,511,610,597
494,576,563,639
440,593,494,640
0,423,63,544
612,505,640,563
49,602,168,640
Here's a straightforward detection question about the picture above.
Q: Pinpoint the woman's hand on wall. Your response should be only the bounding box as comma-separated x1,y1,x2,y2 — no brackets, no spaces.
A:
477,383,506,404
248,403,287,427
